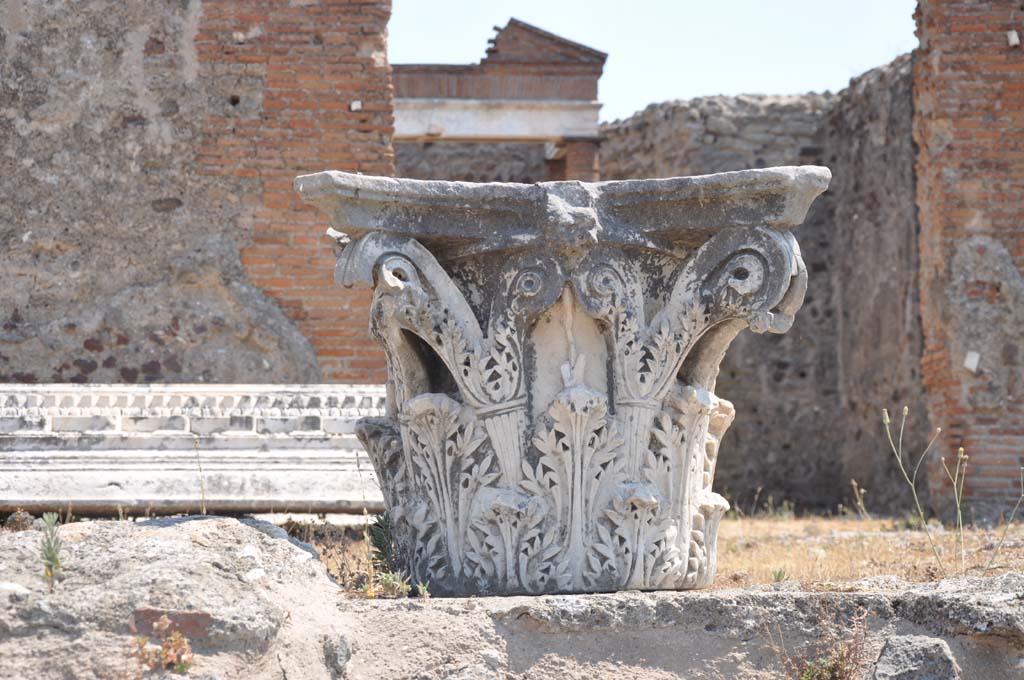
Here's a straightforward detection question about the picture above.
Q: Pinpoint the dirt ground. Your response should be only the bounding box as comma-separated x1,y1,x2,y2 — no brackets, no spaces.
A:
285,514,1024,593
715,515,1024,587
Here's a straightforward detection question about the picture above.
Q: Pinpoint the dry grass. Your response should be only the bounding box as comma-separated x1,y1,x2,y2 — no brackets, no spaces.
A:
766,606,869,680
284,514,1024,593
281,519,372,591
714,515,1024,588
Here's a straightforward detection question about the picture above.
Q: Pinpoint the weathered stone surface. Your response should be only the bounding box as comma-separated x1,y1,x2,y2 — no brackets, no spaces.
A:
0,518,1020,679
825,55,929,511
298,168,829,595
873,635,961,680
600,93,835,180
0,517,344,679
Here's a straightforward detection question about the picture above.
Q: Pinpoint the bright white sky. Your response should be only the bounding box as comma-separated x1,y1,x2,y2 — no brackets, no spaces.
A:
389,0,919,122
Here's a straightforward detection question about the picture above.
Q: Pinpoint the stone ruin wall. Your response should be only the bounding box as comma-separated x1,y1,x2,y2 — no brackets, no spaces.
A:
395,142,547,183
599,57,926,510
0,0,394,386
825,56,930,511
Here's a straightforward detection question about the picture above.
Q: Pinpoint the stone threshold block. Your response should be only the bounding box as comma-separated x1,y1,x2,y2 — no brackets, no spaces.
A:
298,166,830,595
0,384,387,515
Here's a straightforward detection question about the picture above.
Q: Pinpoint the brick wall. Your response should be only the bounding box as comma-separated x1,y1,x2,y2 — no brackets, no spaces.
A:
392,19,605,102
196,0,394,383
914,0,1024,515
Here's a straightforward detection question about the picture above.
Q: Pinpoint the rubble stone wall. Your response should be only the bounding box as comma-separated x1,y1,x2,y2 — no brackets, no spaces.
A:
395,141,547,183
0,0,394,385
599,93,835,180
826,55,929,511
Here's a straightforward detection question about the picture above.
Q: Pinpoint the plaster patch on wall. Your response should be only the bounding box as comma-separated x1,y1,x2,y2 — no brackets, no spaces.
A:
181,0,200,83
949,235,1024,408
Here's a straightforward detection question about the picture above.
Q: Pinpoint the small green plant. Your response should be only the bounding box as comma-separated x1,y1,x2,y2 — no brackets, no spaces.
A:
797,657,843,680
885,406,1024,577
761,495,796,519
772,568,788,583
415,580,431,599
367,513,399,573
357,511,419,598
133,614,194,674
940,446,969,574
374,571,411,599
40,512,62,593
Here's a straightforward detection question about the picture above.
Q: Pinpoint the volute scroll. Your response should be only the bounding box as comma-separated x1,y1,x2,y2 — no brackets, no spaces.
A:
298,166,830,595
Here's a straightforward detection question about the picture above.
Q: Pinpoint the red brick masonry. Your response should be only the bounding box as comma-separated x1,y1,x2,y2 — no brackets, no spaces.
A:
197,0,395,382
914,0,1024,512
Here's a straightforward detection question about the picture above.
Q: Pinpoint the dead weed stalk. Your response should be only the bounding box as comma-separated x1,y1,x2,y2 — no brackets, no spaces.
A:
884,406,1024,577
766,606,868,680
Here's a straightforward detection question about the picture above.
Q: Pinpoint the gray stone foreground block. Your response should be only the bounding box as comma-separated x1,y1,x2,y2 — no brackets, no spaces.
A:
873,635,962,679
1,519,1021,680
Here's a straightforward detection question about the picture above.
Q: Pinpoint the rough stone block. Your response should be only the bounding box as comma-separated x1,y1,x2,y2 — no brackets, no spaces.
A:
322,418,357,435
0,416,47,433
256,416,322,434
873,635,961,679
122,416,187,433
50,416,115,432
190,416,254,435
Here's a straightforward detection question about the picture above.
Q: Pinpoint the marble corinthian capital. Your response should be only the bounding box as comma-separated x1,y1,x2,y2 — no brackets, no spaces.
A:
297,167,830,596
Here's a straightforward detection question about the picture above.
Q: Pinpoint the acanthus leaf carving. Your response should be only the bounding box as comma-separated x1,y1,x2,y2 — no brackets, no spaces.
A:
302,168,830,595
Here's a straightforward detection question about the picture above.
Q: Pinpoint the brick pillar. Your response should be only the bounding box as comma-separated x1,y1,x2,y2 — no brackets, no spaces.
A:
196,0,394,383
544,138,599,182
914,0,1024,516
544,156,567,182
564,138,600,181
